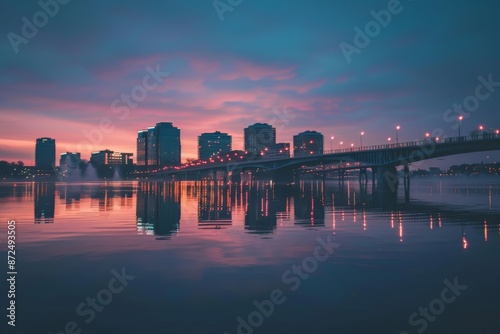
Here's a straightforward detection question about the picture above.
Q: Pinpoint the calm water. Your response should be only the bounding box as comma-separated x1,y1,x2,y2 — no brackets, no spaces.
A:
1,178,499,334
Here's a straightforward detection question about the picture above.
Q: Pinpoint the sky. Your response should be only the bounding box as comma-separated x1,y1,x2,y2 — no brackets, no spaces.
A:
1,0,499,168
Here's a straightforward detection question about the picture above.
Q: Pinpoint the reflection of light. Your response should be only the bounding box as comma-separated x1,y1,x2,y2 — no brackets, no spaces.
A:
430,215,433,230
399,222,403,242
363,210,366,231
438,214,442,228
390,212,394,229
463,235,468,249
484,220,488,242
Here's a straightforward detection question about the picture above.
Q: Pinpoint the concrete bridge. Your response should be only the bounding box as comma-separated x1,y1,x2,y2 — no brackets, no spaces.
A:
149,133,500,196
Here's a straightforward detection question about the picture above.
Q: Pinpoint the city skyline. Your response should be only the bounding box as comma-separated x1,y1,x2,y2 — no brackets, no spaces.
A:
1,1,500,168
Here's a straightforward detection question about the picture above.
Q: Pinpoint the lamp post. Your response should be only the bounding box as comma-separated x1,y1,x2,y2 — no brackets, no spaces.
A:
458,115,463,138
330,136,334,151
360,131,364,148
479,125,484,139
339,141,343,149
396,125,400,144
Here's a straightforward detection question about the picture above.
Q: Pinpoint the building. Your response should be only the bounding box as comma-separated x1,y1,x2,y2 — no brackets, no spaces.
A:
90,150,133,166
139,122,181,167
156,122,181,166
293,131,324,156
146,127,158,166
198,131,232,160
59,152,81,168
136,130,148,166
266,143,290,158
244,123,276,154
35,137,56,169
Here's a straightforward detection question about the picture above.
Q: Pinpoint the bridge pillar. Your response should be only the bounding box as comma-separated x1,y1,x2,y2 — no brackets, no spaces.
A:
376,165,399,205
230,171,241,184
403,163,410,202
338,169,345,185
359,168,368,187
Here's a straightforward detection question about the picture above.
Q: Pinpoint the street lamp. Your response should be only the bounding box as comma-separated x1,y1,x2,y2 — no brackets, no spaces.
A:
330,136,334,151
479,125,484,139
339,141,343,149
387,137,392,142
396,125,400,144
458,115,463,137
360,131,364,148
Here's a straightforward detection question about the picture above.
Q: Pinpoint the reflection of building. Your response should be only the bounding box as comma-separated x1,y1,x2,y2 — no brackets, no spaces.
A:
244,123,276,154
90,150,133,166
245,182,277,234
136,182,181,237
294,181,325,225
139,122,181,167
198,131,232,160
89,186,133,211
35,137,56,169
34,182,55,224
198,181,232,229
293,131,324,156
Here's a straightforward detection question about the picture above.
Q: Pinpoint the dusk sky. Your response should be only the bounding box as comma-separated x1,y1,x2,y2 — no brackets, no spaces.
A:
1,0,499,167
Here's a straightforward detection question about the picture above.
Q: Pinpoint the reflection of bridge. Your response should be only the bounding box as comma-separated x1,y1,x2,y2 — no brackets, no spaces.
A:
150,134,500,195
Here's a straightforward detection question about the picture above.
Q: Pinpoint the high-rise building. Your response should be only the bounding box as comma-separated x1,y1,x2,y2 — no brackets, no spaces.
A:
244,123,276,154
59,152,81,168
139,122,181,167
156,122,181,166
35,137,56,169
137,130,148,166
198,131,232,160
293,131,324,156
90,150,133,166
147,127,158,166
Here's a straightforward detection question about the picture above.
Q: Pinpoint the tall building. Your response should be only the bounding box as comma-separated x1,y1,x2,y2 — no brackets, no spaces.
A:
139,122,181,167
293,131,324,156
60,152,81,168
35,137,56,169
244,123,276,154
90,150,133,166
146,127,158,166
198,131,232,160
156,122,181,166
137,130,148,166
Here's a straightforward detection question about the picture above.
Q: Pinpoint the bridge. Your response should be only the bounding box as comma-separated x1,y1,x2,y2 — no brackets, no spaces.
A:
149,133,500,196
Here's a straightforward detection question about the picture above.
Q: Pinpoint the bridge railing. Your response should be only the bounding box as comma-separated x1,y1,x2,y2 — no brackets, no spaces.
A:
320,132,500,156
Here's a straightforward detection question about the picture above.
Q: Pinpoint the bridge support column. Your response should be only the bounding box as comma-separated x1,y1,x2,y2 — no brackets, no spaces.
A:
376,165,398,206
338,169,345,186
359,168,368,187
230,171,241,184
403,163,410,203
